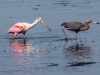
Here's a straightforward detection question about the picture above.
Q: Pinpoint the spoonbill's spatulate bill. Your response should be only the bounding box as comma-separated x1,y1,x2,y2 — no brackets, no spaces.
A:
8,17,51,39
61,20,100,39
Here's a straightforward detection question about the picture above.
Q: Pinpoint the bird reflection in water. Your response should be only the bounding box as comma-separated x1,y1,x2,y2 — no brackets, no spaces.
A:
63,40,92,61
9,39,34,53
63,40,96,66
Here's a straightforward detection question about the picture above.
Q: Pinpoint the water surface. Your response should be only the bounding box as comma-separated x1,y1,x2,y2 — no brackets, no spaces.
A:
0,0,100,75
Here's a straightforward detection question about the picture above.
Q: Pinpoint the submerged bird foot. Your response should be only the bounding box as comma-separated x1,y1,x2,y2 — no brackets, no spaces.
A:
13,37,16,39
23,36,26,39
64,37,68,40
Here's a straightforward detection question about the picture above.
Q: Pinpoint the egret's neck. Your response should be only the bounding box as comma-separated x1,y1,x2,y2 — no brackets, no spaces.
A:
30,19,39,27
80,22,90,31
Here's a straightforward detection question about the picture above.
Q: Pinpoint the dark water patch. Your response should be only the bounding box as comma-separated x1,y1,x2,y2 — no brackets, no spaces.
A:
5,37,23,40
66,44,91,51
22,36,59,39
52,39,65,42
47,63,59,67
82,1,91,4
65,37,77,40
3,51,6,52
0,6,8,8
32,8,38,10
9,16,13,18
53,1,70,6
3,34,76,41
37,5,41,6
5,36,62,43
52,37,77,42
1,34,13,40
5,36,59,39
70,5,78,7
59,1,68,2
42,63,59,67
68,62,96,66
63,41,91,60
64,41,91,56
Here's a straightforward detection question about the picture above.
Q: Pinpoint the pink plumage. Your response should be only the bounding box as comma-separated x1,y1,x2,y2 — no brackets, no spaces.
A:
8,23,25,39
8,23,24,33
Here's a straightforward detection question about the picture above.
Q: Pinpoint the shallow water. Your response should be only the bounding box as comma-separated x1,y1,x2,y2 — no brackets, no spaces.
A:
0,0,100,75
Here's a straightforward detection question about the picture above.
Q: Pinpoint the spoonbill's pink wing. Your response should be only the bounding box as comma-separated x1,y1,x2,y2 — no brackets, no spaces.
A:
8,24,24,33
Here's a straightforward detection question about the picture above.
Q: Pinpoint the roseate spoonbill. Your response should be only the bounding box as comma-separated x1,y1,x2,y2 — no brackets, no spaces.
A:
61,20,99,39
8,17,51,39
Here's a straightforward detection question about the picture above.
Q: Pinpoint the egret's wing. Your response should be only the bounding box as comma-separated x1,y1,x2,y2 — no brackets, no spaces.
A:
62,22,83,31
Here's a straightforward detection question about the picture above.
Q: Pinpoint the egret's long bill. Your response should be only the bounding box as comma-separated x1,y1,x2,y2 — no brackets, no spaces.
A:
92,21,100,24
41,20,51,31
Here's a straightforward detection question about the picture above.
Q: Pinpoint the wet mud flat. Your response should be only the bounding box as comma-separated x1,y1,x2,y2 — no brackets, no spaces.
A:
1,0,100,75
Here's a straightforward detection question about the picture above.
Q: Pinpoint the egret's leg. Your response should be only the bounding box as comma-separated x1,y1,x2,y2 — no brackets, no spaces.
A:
75,35,79,50
62,29,68,40
64,40,68,48
62,29,67,37
76,33,78,40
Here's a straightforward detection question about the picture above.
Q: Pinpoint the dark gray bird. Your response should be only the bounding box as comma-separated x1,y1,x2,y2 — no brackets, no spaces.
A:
61,20,99,39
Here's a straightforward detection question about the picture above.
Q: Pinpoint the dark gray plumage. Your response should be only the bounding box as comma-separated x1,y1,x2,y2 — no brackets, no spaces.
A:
61,22,83,33
61,20,99,39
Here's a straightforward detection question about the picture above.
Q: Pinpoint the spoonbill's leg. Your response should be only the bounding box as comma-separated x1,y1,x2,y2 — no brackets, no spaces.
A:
14,33,18,39
23,33,26,39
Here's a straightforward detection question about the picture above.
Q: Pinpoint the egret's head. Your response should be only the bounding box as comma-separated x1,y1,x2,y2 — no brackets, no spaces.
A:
86,20,99,24
37,17,51,31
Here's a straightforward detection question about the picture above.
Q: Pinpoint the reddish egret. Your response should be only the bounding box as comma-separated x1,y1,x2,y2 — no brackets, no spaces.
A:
8,17,51,39
61,20,99,39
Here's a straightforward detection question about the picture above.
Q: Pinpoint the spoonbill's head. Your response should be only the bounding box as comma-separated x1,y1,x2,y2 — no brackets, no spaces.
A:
37,17,51,31
86,20,100,24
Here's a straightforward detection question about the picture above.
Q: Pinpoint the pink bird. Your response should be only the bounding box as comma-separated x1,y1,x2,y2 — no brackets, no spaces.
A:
8,17,51,39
